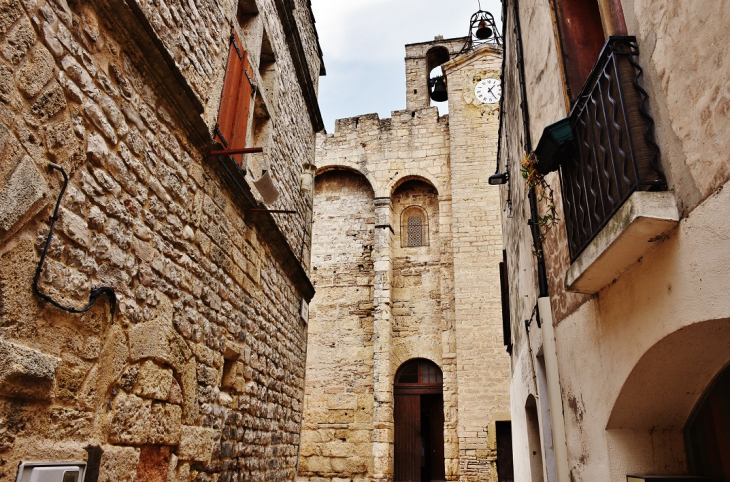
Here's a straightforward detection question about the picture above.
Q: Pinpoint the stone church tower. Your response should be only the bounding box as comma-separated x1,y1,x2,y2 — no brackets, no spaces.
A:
298,33,510,482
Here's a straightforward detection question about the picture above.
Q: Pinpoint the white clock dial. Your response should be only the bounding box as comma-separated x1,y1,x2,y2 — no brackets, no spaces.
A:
474,78,501,104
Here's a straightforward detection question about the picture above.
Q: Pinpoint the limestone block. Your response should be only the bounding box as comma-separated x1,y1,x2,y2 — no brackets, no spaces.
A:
31,82,67,120
148,402,182,445
165,453,178,482
0,65,16,102
0,237,39,324
16,45,55,98
109,392,151,444
87,131,109,165
94,324,128,407
61,55,96,96
83,99,117,144
40,21,64,59
178,425,215,462
180,358,198,424
0,340,60,399
59,207,90,248
129,313,192,374
0,156,49,239
57,71,83,103
2,16,35,64
0,0,22,36
168,378,183,405
98,444,140,482
134,360,173,400
55,364,85,401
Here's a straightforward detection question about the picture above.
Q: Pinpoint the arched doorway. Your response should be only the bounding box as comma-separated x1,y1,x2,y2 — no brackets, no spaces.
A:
394,359,445,482
686,363,730,480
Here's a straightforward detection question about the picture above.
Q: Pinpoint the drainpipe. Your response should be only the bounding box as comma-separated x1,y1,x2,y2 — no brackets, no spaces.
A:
508,0,570,480
538,296,570,482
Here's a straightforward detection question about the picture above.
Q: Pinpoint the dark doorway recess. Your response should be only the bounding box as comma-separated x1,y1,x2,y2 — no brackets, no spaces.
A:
686,364,730,480
394,359,446,482
495,421,515,482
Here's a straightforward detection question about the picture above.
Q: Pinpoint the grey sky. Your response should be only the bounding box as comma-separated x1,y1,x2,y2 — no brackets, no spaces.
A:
311,0,503,132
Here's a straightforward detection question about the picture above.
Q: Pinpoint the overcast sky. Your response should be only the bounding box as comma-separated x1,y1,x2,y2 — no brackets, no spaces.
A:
311,0,503,132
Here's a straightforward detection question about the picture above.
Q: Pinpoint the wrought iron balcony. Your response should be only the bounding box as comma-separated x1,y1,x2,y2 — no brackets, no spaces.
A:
559,37,667,261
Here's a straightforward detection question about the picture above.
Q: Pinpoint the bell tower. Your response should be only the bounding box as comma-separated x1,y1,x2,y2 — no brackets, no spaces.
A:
404,36,465,111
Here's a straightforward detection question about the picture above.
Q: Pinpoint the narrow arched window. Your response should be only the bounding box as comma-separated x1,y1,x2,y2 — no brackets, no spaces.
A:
401,206,428,247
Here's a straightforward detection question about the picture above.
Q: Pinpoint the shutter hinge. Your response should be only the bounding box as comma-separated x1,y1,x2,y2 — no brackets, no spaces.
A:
230,34,243,60
244,68,257,94
214,124,228,148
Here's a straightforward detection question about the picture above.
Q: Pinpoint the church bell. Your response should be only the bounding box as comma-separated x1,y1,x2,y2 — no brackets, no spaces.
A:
429,76,448,103
475,20,493,40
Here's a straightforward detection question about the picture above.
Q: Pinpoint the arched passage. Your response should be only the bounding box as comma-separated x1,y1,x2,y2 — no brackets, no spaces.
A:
604,318,730,478
394,358,445,482
607,318,730,430
685,363,730,479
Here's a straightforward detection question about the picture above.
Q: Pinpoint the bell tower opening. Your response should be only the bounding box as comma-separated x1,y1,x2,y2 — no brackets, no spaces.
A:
404,37,465,112
426,47,450,106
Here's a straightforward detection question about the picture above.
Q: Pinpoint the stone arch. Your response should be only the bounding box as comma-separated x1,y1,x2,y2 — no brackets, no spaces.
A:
606,317,730,430
315,164,378,195
387,171,441,198
426,46,451,74
392,346,443,379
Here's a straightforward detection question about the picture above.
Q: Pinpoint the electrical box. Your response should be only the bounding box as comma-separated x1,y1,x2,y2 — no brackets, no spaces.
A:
300,298,309,323
15,462,86,482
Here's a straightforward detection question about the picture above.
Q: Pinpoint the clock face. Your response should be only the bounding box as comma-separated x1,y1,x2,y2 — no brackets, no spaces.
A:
475,78,501,104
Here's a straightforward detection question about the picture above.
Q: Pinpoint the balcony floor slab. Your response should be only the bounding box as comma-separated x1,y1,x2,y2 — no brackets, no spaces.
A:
566,191,680,294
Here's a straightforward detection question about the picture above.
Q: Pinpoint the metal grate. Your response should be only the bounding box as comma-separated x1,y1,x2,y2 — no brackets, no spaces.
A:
560,37,666,261
407,216,423,247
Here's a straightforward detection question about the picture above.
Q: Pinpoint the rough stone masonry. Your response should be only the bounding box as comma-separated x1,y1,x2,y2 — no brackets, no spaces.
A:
298,37,511,482
0,0,323,480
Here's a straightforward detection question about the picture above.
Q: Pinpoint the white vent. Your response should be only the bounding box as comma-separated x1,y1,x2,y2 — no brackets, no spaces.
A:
15,462,86,482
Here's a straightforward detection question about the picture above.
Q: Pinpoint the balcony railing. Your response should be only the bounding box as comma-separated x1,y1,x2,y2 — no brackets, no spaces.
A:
560,37,667,261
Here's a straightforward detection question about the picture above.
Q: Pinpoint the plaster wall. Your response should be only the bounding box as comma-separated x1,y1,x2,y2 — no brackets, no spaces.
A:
498,0,730,480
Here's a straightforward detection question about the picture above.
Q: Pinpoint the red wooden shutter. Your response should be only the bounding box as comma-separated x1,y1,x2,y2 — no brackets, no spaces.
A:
217,29,254,163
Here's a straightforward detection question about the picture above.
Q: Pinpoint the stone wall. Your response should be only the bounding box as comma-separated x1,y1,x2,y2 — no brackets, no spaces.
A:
300,106,454,482
441,45,510,482
298,170,375,479
0,0,321,480
300,40,508,482
391,180,442,366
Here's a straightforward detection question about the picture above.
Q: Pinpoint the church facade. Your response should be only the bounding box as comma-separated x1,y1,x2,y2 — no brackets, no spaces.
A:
298,34,511,482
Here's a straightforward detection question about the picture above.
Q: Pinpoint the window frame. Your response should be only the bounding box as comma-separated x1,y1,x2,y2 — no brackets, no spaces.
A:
400,205,429,248
548,0,627,104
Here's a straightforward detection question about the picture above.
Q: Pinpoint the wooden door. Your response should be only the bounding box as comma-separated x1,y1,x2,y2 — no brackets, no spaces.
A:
425,395,446,481
394,394,421,482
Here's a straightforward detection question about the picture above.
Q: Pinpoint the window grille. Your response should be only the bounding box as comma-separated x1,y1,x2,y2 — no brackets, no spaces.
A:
401,206,428,247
